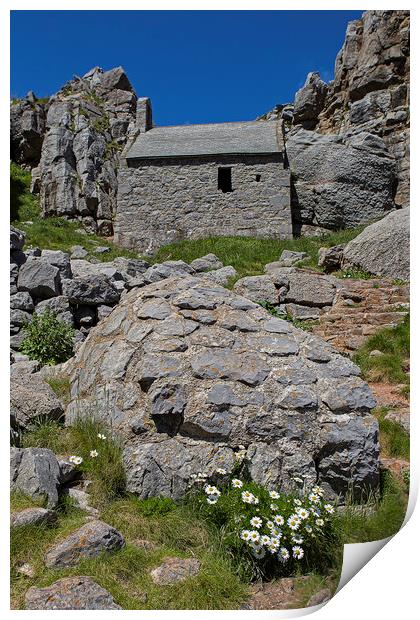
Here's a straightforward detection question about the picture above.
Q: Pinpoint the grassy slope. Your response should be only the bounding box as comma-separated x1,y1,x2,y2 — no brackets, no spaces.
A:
153,228,366,280
11,163,138,262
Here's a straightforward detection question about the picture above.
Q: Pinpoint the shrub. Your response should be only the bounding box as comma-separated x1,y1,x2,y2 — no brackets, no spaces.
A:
187,472,339,581
21,309,74,365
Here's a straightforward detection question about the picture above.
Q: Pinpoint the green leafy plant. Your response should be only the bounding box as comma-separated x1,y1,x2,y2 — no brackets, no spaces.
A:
257,300,285,318
21,309,74,365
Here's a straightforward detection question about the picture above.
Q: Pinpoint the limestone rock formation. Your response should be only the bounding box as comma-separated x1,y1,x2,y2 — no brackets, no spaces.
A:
10,373,64,430
65,275,379,501
10,67,138,235
10,447,62,508
25,576,122,610
287,128,397,230
10,92,47,166
342,208,410,280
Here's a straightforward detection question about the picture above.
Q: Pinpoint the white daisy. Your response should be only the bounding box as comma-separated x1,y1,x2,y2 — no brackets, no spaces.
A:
324,504,335,514
271,528,282,539
273,515,284,526
316,518,325,527
241,491,255,504
305,525,313,534
312,485,324,496
292,545,304,560
97,433,107,440
292,536,303,544
266,520,274,531
252,546,266,559
69,455,83,465
204,485,220,496
250,516,263,529
90,450,98,458
268,538,280,553
240,530,251,542
260,535,271,546
269,490,280,500
249,530,260,543
232,479,243,488
287,515,301,531
215,468,226,475
270,503,278,511
308,493,320,504
297,508,310,520
279,547,290,562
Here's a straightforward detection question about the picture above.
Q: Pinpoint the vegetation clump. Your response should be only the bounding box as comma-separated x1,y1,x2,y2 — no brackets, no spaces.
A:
21,309,74,366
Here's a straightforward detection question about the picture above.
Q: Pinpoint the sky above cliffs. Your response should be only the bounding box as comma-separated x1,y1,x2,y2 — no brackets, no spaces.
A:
11,10,362,126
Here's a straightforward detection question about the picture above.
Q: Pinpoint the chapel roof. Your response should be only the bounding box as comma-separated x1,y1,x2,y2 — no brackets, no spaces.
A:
125,120,283,160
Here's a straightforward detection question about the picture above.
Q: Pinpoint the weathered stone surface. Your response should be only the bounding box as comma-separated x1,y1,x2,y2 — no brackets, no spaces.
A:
293,72,328,128
35,295,74,325
10,96,46,166
10,360,41,379
233,275,280,305
150,557,201,585
25,576,122,610
143,260,195,283
342,208,409,281
10,226,26,251
10,291,34,312
44,520,125,568
17,257,61,299
316,11,410,208
318,245,344,273
278,250,308,267
287,128,397,230
70,245,88,259
66,275,379,501
280,269,336,307
200,265,238,286
10,374,64,430
190,253,223,272
62,274,120,305
285,304,320,320
41,249,72,278
11,507,56,528
10,447,61,508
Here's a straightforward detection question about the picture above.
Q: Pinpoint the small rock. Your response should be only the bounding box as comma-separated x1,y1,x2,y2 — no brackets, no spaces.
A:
318,245,344,273
70,245,88,259
11,507,56,528
190,253,223,272
369,349,384,357
66,487,99,516
278,250,308,266
95,246,111,254
10,447,61,508
44,520,125,568
16,563,35,578
306,588,331,607
10,374,64,430
25,576,122,610
150,557,201,585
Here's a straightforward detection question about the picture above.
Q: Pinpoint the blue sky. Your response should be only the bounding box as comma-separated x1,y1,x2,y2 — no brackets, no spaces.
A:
10,10,362,125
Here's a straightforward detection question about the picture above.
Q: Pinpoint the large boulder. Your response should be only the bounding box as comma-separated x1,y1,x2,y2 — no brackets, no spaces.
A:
65,275,379,501
293,72,328,128
25,576,122,610
342,208,409,281
10,447,61,508
287,128,397,229
10,374,64,430
17,256,61,299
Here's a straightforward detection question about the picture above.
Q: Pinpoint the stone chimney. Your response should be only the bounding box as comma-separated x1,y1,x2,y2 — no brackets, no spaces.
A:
136,97,153,133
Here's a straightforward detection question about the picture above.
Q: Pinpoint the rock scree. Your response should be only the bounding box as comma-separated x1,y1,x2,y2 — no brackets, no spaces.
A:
65,275,379,502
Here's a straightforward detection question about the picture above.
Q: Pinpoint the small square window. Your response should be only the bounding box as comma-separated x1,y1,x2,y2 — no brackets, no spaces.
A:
218,167,232,193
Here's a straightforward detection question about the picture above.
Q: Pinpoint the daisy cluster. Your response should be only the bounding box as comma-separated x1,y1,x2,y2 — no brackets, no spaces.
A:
68,433,107,465
198,476,335,564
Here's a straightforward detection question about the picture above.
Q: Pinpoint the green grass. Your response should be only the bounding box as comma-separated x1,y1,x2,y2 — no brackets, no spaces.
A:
336,472,408,543
45,376,71,406
374,407,410,460
10,162,138,262
11,495,247,610
11,491,45,512
352,314,409,384
152,227,365,280
19,417,126,507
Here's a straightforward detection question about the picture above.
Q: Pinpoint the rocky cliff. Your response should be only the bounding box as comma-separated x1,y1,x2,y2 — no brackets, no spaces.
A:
286,9,409,231
11,66,138,235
